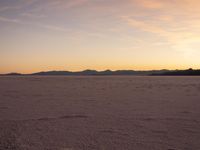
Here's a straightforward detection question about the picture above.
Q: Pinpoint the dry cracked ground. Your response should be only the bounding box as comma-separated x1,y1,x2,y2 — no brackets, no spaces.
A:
0,76,200,150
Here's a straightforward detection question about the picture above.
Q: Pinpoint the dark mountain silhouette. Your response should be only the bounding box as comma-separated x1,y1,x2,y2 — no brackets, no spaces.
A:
30,69,171,76
4,73,23,76
152,68,200,76
1,69,169,76
1,69,200,76
31,71,73,76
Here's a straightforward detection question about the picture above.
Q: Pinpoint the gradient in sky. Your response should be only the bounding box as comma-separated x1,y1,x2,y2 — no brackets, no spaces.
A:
1,0,200,73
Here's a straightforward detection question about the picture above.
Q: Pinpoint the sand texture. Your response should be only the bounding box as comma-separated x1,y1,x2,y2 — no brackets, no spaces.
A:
0,76,200,150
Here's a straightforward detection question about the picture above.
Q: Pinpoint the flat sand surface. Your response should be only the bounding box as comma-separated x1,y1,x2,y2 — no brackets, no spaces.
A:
0,76,200,150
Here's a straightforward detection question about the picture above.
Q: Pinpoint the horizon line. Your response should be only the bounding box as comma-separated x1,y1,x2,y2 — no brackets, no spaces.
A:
1,68,197,75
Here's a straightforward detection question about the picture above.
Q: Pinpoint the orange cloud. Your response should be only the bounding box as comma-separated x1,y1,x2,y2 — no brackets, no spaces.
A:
133,0,165,9
120,16,169,37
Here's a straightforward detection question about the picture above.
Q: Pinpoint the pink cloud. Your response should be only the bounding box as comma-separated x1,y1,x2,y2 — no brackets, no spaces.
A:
132,0,166,9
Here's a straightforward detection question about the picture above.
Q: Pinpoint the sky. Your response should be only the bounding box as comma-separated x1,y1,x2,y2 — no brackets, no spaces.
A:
0,0,200,73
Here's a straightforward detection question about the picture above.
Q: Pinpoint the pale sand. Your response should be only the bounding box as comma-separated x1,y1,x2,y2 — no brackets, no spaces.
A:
0,76,200,150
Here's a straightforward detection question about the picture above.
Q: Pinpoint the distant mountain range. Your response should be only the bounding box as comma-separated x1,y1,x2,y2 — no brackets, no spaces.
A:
152,68,200,76
1,68,200,76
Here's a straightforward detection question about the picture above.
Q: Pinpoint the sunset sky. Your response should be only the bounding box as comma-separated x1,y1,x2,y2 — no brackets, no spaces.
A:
1,0,200,73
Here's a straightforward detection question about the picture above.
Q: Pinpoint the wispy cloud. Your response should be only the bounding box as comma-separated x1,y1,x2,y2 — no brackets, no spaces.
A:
0,6,20,12
121,16,168,36
0,15,104,39
21,12,46,18
0,16,22,24
120,14,200,52
50,0,89,9
66,0,88,8
0,16,69,32
0,0,39,12
133,0,166,9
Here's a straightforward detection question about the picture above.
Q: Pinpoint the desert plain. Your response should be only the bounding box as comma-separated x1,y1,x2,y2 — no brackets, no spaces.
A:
0,76,200,150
